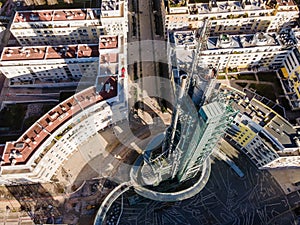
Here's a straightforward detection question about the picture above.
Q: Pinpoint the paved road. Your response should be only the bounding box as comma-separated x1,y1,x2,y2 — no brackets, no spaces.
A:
127,0,169,111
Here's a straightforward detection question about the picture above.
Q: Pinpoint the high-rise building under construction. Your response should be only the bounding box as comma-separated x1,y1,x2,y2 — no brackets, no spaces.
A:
140,76,237,186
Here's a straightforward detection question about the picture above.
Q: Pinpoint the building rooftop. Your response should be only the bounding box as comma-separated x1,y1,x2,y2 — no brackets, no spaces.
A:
78,45,99,58
0,36,118,61
264,115,298,147
0,35,119,62
99,36,118,49
1,77,118,166
277,0,297,7
207,34,241,49
220,84,299,149
207,33,279,50
169,0,187,7
101,0,120,11
0,44,102,61
207,1,244,13
46,46,77,59
100,53,118,64
173,31,196,48
185,0,276,14
169,0,297,14
1,47,47,61
241,33,279,47
13,9,101,23
201,101,224,119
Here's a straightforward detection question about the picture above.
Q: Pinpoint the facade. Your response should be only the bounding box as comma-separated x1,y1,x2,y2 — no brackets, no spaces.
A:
10,3,128,46
222,84,300,170
0,44,99,85
0,84,118,184
0,22,6,44
0,34,128,185
0,35,125,86
1,0,128,86
172,29,296,72
279,46,300,110
176,98,237,181
1,1,128,85
0,0,129,184
164,0,299,37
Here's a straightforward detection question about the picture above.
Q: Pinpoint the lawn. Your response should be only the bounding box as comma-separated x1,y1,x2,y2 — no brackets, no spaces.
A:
0,104,27,131
249,84,276,101
236,82,248,88
256,71,277,82
217,75,226,80
238,73,256,81
256,71,284,95
278,98,291,111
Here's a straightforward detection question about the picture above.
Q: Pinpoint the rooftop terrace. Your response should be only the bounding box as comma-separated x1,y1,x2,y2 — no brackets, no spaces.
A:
99,36,118,49
1,44,99,61
13,8,101,23
207,33,279,50
0,37,118,62
101,0,120,11
220,85,299,149
173,31,196,48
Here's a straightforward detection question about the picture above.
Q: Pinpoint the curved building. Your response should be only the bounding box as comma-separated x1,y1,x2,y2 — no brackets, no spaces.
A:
0,77,121,185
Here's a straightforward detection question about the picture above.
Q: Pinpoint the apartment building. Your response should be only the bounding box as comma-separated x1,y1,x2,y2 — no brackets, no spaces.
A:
10,1,128,46
0,39,128,184
0,84,118,184
279,46,300,110
222,84,300,171
0,44,99,85
0,1,129,183
172,30,295,73
1,0,128,86
164,0,299,36
0,34,126,86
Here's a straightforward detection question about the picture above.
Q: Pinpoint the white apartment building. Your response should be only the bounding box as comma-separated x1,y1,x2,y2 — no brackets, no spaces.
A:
221,84,300,170
172,30,295,72
1,0,129,86
0,2,129,183
0,44,99,85
279,46,300,110
164,0,299,36
0,34,126,86
10,1,128,46
0,86,119,184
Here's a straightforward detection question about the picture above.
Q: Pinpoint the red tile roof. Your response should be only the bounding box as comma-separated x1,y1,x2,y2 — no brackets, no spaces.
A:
1,44,99,61
14,9,87,23
78,45,99,58
99,36,118,49
46,46,77,59
1,47,46,61
100,53,118,63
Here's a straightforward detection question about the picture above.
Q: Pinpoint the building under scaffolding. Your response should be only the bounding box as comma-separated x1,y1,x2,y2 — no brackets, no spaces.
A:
140,76,237,185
